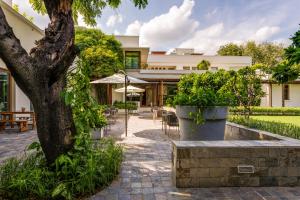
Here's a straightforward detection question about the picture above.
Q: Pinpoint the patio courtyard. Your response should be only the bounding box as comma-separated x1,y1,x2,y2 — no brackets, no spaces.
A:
1,114,300,199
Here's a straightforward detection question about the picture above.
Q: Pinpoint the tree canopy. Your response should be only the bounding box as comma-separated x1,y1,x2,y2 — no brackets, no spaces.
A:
217,43,243,56
29,0,148,26
285,26,300,65
75,28,124,78
197,60,211,70
217,41,285,68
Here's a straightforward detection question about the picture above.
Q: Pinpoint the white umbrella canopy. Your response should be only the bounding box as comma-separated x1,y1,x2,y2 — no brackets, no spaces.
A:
90,73,148,84
115,85,145,93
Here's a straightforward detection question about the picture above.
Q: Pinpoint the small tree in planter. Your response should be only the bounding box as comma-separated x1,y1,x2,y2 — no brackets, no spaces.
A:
174,70,236,140
227,66,265,118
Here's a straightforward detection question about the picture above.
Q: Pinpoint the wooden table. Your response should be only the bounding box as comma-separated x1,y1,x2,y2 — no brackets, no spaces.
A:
0,111,36,132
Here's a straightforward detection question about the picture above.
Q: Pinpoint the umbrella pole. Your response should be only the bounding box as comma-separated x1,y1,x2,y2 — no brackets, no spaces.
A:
125,75,128,137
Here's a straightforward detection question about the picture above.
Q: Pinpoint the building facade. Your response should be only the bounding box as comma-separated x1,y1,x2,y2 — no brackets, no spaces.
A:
0,0,44,112
114,35,252,107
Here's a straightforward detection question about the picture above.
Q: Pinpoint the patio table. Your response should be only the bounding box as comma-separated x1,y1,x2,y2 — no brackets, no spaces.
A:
0,111,36,132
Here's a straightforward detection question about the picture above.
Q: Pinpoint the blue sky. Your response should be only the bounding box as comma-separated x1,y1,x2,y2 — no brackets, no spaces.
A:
13,0,300,55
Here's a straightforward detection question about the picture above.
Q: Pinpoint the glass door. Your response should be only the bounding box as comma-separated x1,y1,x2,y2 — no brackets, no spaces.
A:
0,69,10,111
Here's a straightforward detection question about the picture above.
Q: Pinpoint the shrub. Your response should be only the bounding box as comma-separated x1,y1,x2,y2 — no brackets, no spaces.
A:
0,138,122,199
228,115,300,139
230,106,300,116
173,70,236,107
197,60,210,70
113,101,137,110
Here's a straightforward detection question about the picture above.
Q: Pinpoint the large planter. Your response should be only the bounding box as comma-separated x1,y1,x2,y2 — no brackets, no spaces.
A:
176,105,228,141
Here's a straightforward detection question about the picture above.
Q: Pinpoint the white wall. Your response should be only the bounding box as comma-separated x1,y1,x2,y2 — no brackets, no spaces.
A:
147,54,252,70
112,84,124,103
15,84,31,111
285,84,300,107
271,84,282,107
260,84,269,107
115,36,139,48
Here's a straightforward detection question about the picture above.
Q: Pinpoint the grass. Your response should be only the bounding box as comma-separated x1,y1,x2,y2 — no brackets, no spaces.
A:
250,116,300,127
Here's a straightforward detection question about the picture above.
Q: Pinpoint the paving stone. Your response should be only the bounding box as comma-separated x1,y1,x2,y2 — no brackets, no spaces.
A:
2,116,300,200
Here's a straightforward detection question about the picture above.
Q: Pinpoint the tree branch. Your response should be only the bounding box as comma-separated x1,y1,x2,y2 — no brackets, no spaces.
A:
30,0,76,85
0,5,34,96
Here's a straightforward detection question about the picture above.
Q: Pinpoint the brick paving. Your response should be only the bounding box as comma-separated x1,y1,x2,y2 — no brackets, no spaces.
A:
0,128,37,163
1,114,300,199
91,114,300,200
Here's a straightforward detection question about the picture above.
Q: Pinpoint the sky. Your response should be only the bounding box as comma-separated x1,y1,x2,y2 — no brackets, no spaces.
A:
12,0,300,55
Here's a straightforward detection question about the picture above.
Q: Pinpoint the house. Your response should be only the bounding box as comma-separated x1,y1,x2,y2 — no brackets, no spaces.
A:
261,78,300,107
113,35,252,107
0,0,44,112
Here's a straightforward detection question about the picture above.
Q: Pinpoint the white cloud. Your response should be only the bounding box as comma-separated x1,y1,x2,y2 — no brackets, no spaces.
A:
126,0,198,48
113,30,120,35
250,26,280,42
179,24,281,55
179,23,227,55
125,20,142,35
106,14,123,27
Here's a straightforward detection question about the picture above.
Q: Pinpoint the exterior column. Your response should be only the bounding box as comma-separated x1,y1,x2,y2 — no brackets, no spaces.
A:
269,83,272,107
159,81,164,106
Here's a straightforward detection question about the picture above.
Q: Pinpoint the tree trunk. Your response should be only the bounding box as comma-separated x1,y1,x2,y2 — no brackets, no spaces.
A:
282,84,285,107
32,76,76,164
0,1,77,164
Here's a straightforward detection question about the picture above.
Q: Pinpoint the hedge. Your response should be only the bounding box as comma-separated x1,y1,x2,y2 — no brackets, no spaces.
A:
228,115,300,139
229,106,300,116
113,101,137,110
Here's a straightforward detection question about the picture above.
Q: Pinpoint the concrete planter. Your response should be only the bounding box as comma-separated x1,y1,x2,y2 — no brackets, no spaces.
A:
176,105,228,140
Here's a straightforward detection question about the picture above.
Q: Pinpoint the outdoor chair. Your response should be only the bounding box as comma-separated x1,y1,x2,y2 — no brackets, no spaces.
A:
161,110,168,132
165,112,179,136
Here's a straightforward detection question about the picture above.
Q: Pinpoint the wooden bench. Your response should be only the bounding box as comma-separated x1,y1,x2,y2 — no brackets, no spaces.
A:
0,119,29,132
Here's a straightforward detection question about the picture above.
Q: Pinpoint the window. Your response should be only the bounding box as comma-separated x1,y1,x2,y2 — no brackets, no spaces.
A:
0,69,10,111
211,67,218,71
192,67,197,70
125,51,140,69
283,84,290,100
183,66,190,70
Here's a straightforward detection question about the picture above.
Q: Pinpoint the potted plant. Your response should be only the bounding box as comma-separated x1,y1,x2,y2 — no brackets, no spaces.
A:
173,70,236,140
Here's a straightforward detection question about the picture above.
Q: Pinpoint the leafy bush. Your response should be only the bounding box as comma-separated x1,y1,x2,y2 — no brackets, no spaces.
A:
173,70,237,107
228,115,300,139
0,138,122,199
230,106,300,116
197,60,210,70
113,101,137,110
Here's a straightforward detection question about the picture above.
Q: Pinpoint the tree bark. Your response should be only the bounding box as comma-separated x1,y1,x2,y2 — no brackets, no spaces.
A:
282,84,285,107
0,0,77,164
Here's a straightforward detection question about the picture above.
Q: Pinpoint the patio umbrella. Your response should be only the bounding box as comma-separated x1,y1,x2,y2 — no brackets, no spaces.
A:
90,73,148,84
90,73,148,138
115,85,145,93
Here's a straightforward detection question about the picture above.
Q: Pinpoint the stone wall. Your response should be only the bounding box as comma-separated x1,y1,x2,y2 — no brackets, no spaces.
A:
172,124,300,187
225,122,279,140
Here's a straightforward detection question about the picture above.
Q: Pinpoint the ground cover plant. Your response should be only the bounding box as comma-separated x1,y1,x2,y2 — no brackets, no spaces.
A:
113,101,138,110
250,116,300,127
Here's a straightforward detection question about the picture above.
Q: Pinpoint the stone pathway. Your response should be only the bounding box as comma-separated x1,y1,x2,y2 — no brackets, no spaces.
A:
92,115,300,200
1,115,300,199
0,129,37,163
